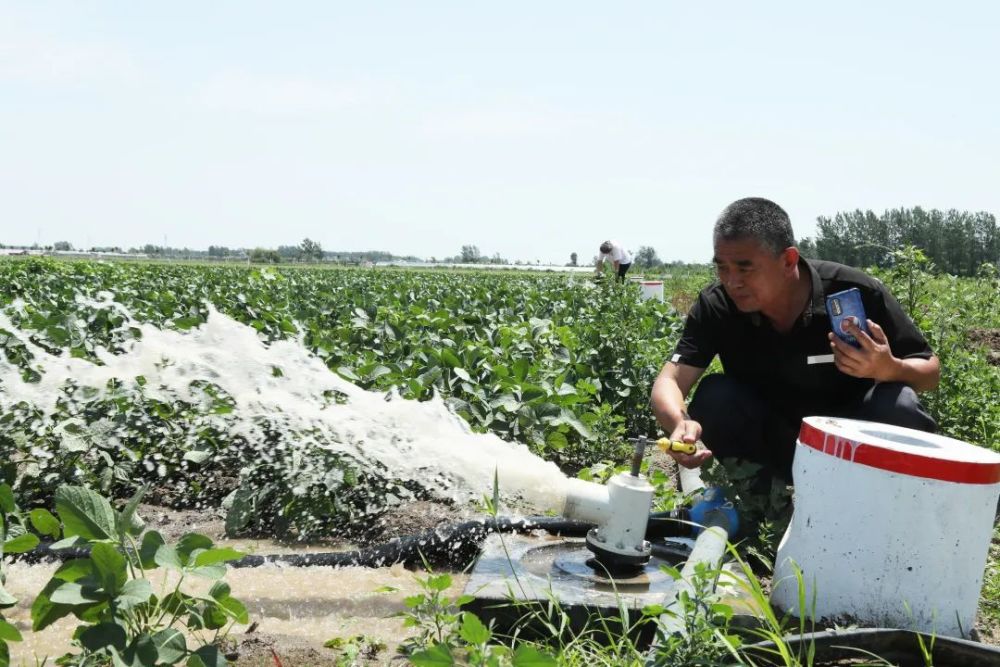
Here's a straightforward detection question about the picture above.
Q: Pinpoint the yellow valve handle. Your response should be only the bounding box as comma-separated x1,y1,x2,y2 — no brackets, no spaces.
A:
656,438,697,455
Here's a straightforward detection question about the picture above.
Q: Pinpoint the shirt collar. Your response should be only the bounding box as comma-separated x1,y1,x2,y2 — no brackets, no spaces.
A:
746,257,824,328
802,257,825,325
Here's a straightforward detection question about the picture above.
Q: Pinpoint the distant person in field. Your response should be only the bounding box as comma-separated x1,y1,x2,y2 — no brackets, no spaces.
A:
649,197,939,484
595,240,634,281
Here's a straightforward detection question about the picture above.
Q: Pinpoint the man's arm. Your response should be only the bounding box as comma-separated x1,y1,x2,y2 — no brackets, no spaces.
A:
650,362,712,468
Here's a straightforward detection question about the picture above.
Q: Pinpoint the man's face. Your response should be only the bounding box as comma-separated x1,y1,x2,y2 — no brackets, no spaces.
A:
712,238,796,313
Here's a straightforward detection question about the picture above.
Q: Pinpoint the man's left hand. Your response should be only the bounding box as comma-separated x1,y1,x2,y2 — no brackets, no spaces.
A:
828,319,898,382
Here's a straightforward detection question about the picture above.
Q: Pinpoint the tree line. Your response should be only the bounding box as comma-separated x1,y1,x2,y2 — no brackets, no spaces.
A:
798,207,999,276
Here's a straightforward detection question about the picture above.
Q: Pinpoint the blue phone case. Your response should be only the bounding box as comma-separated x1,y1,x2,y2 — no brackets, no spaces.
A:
825,288,869,348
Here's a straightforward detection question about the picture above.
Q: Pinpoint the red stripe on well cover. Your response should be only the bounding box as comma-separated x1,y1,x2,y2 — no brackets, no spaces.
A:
798,421,1000,485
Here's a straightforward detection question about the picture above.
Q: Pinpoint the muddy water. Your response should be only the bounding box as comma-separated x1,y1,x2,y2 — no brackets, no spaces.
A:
5,559,469,665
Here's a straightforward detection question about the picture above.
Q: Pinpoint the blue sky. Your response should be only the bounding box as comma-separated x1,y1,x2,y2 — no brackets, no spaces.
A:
1,2,997,263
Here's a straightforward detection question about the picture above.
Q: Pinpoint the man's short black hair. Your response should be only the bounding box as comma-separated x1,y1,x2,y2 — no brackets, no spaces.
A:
714,197,795,256
599,240,612,253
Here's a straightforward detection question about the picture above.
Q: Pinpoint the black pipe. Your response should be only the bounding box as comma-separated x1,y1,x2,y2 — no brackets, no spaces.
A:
17,516,594,570
19,514,693,571
645,509,692,539
744,628,1000,667
229,516,594,569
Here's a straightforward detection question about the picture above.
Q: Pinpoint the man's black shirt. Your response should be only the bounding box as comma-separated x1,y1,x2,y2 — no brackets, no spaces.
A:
672,258,933,419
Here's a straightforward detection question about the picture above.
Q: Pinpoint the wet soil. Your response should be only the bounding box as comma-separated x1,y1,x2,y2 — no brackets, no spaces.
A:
969,328,1000,366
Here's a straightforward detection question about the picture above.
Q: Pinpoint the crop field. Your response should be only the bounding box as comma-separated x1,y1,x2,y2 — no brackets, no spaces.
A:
1,255,999,665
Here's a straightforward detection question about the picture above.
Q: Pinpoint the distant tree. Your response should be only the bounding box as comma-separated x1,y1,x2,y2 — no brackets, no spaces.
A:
811,207,999,275
142,244,164,256
250,248,281,264
53,241,74,251
570,252,578,267
797,237,818,259
208,245,234,258
634,245,661,269
299,238,324,262
460,245,481,263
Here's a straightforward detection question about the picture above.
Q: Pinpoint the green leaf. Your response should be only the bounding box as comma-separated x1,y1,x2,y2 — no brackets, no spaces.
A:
453,367,472,382
0,619,22,642
79,622,127,652
426,574,452,592
190,644,226,667
173,316,202,330
123,633,158,667
208,582,231,601
154,544,182,571
152,628,187,665
409,642,454,667
491,395,520,413
0,485,14,514
139,531,166,570
368,365,393,380
176,533,213,565
53,558,94,582
336,366,360,382
193,547,244,567
55,486,117,542
200,602,228,630
552,409,594,440
511,645,557,667
90,543,127,595
117,484,148,539
459,612,490,645
440,348,461,368
49,582,100,605
48,535,84,551
0,584,16,608
224,486,255,536
31,580,74,631
117,579,153,610
219,595,249,624
189,564,226,580
520,384,547,402
3,533,39,554
29,509,61,539
544,431,568,451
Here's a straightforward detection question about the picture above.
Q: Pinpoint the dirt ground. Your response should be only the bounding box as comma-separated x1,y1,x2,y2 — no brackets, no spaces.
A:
969,327,1000,366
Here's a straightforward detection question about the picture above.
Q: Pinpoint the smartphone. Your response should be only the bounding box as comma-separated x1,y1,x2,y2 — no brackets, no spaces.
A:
825,288,869,348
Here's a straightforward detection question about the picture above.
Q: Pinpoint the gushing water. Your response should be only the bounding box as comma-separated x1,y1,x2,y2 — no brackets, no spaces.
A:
0,296,571,516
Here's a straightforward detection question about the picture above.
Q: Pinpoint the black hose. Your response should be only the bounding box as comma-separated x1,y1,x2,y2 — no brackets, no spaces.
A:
17,516,594,571
229,516,594,569
645,510,692,539
19,514,694,571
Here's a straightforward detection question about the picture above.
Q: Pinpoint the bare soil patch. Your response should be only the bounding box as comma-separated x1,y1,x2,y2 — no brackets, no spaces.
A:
969,328,1000,366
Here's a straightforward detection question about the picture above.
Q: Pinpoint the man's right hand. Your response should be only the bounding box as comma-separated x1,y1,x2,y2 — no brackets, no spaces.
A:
668,418,713,469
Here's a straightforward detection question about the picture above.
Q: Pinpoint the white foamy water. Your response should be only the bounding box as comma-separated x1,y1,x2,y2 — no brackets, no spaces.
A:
0,297,570,514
